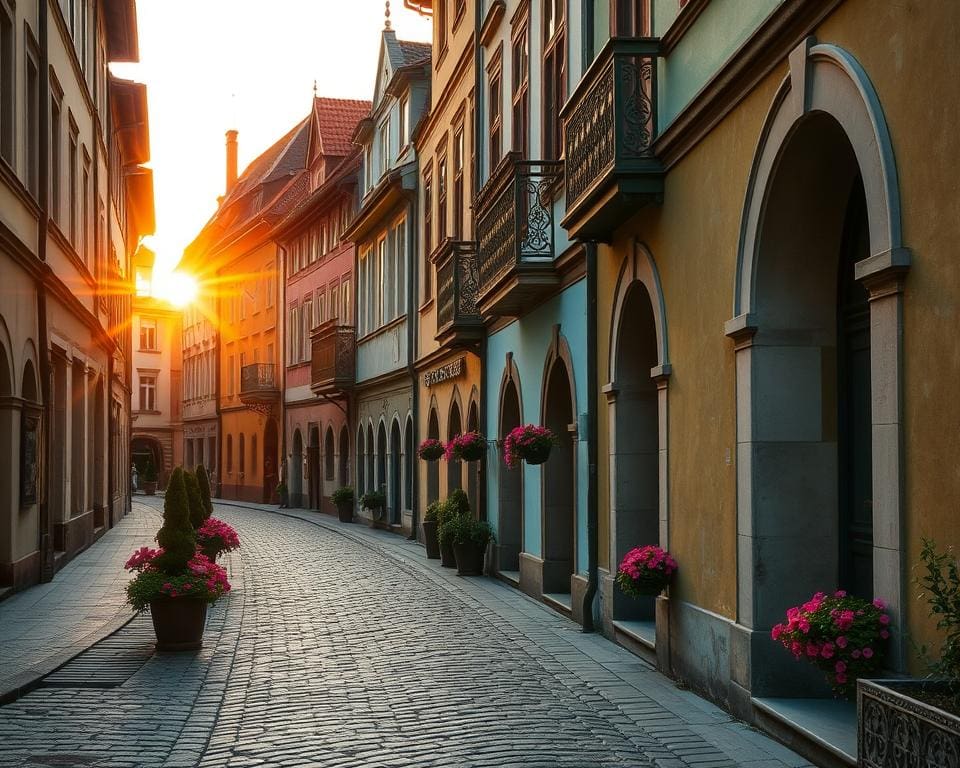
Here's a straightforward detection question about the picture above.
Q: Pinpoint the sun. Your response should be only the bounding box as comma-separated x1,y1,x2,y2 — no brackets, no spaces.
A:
154,271,199,308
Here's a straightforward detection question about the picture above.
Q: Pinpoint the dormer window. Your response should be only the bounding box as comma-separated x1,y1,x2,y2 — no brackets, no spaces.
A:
378,119,390,178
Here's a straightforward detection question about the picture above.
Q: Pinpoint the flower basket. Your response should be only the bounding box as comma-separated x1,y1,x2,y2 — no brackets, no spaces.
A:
616,545,677,598
418,439,445,462
771,591,890,698
503,425,558,469
445,432,486,463
196,518,240,561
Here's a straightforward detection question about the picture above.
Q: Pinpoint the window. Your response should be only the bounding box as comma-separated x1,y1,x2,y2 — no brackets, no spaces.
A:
139,318,157,350
378,119,390,178
398,96,408,147
69,120,79,246
453,127,464,239
288,304,298,363
436,0,447,56
364,145,372,192
512,23,530,158
0,2,13,165
394,219,406,317
251,434,257,475
488,69,503,171
543,0,566,160
139,375,156,411
341,277,351,323
25,42,39,196
266,270,274,307
82,151,91,268
228,355,235,395
227,434,233,473
422,169,433,298
239,434,245,477
454,0,466,23
377,236,387,327
50,91,62,225
302,296,313,360
437,153,448,243
330,279,340,320
317,288,327,325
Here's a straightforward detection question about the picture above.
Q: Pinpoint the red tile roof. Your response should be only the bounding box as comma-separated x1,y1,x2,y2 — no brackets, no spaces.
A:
312,97,371,157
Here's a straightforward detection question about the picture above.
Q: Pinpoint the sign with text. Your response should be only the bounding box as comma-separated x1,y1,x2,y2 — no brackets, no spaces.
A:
423,357,465,388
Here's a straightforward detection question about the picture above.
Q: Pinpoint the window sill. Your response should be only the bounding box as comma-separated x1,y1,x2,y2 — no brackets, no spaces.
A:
137,348,161,354
418,298,435,314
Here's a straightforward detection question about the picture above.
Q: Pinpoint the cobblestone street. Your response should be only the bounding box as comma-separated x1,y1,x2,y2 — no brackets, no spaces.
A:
0,500,812,767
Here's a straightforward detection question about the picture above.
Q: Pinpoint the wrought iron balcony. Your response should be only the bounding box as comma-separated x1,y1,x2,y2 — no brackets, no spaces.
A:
433,239,482,347
239,363,279,405
475,153,563,317
310,320,355,396
560,38,662,241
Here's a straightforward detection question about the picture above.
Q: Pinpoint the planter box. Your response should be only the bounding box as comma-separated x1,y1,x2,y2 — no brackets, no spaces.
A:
336,501,353,524
150,598,208,652
421,520,440,559
453,541,485,576
439,538,456,568
858,678,960,767
143,481,157,496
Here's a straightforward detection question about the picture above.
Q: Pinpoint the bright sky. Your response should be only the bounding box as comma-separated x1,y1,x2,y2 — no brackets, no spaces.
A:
111,0,431,299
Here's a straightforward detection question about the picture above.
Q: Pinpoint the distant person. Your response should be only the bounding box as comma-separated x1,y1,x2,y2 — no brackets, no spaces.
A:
131,463,139,493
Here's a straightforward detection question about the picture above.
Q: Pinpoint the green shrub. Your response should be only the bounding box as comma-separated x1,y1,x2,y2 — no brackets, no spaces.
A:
360,490,386,510
142,455,158,482
152,467,196,574
424,501,443,522
440,515,494,548
447,488,470,516
437,490,474,544
332,486,355,505
195,465,213,520
916,538,960,694
184,470,204,530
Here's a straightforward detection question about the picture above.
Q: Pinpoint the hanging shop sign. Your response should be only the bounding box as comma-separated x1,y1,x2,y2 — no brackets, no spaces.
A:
423,357,465,388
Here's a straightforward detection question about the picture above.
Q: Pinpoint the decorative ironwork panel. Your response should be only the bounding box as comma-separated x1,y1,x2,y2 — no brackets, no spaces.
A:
456,247,480,318
859,680,960,768
311,324,355,389
477,181,516,291
617,54,655,159
437,252,456,330
565,60,615,205
240,363,277,394
518,163,561,260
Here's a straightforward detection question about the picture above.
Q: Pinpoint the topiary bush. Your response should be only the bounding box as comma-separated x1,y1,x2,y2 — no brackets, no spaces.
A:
437,490,472,544
447,488,470,517
195,465,213,521
184,470,204,530
424,501,443,522
152,467,196,575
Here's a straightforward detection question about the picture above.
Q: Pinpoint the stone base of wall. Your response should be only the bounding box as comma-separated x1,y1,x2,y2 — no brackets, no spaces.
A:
0,550,40,591
519,552,543,600
570,573,589,625
53,511,94,557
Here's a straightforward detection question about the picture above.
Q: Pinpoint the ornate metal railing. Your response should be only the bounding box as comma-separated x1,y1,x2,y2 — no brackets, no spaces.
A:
476,154,563,298
435,240,481,338
562,38,658,212
310,321,355,393
240,363,277,396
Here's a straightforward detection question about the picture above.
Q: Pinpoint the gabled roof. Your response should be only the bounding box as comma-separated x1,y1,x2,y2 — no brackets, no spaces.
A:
374,30,432,109
396,40,431,67
311,97,371,159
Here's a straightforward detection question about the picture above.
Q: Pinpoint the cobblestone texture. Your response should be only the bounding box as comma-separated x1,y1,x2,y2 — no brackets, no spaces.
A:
0,500,814,767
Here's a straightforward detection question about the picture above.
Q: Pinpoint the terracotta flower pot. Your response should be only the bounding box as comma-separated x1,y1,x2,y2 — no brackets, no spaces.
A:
421,520,440,559
149,598,208,652
336,501,353,524
143,480,157,496
439,537,457,568
521,443,552,466
453,541,485,576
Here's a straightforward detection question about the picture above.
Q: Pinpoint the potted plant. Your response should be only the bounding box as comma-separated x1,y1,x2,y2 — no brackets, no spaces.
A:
616,545,678,597
858,539,960,763
185,470,205,529
196,465,214,520
421,501,442,559
418,438,445,462
503,425,558,468
360,490,386,528
196,517,240,561
436,489,470,568
771,589,889,699
445,432,486,463
124,467,230,651
332,486,355,523
443,515,494,577
142,455,158,496
276,481,289,508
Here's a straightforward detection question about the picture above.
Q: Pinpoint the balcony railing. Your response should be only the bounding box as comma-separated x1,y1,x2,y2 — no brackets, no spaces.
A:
434,239,482,347
239,363,279,405
561,38,662,240
310,320,355,395
475,153,563,316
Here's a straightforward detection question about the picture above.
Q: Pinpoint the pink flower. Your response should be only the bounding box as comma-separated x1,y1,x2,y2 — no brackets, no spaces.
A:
835,673,847,685
836,635,848,648
835,661,847,673
852,650,861,659
771,625,783,641
880,630,890,639
834,590,847,598
873,598,886,610
821,643,835,659
879,614,890,625
862,647,874,659
806,643,820,657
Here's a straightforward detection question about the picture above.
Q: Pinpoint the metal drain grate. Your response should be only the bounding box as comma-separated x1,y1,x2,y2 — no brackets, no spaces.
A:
38,613,154,689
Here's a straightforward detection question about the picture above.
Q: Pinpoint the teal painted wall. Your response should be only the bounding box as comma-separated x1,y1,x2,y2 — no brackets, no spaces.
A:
484,279,590,572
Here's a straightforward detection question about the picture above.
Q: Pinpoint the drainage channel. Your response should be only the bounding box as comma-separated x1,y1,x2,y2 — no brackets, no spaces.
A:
37,613,155,690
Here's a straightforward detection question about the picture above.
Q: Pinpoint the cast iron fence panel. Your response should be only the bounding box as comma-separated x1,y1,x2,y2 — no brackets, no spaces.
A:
436,241,481,334
240,363,277,394
311,323,355,389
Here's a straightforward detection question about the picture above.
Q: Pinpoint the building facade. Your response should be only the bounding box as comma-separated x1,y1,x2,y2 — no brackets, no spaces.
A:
180,291,219,487
130,248,182,488
278,97,369,511
0,0,151,592
344,27,431,532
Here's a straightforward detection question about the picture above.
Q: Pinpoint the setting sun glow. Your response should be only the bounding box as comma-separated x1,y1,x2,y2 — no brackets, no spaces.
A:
155,272,199,308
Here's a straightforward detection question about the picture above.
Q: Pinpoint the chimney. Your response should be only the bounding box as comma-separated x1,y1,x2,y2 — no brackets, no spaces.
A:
225,129,238,194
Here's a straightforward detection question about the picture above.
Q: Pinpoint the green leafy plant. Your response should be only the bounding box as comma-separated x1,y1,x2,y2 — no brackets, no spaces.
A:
332,486,355,505
441,515,494,549
184,470,205,529
437,490,472,544
195,465,214,520
447,489,470,516
424,501,443,523
276,481,288,494
360,490,386,511
151,467,196,575
916,538,960,697
142,455,158,483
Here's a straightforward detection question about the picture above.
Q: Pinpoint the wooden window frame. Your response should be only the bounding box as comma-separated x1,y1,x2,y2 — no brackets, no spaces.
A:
487,49,504,173
422,165,433,300
511,13,530,159
542,0,566,161
452,122,464,239
437,149,448,244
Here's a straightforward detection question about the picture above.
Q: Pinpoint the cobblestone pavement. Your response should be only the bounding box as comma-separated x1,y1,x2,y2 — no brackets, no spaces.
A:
0,498,161,701
0,499,813,768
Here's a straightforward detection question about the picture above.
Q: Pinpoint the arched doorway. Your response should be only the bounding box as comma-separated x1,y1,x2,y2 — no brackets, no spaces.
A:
324,426,335,508
366,423,375,496
611,282,660,632
497,375,523,576
426,408,440,504
131,435,163,493
356,425,365,495
308,426,321,509
291,429,304,507
338,425,349,488
390,419,401,525
404,415,414,512
263,420,278,504
447,399,462,495
467,399,480,517
93,376,105,524
19,359,41,516
542,356,575,596
0,337,13,542
376,422,387,496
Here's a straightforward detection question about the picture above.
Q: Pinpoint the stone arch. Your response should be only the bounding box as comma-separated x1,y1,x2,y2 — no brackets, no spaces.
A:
291,428,304,506
540,329,578,595
446,386,464,496
496,353,524,576
605,243,671,644
466,389,481,517
324,425,335,484
366,420,376,500
0,315,13,396
389,417,402,524
727,39,911,691
426,400,441,505
403,412,414,511
376,419,387,519
308,425,321,509
356,423,366,494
